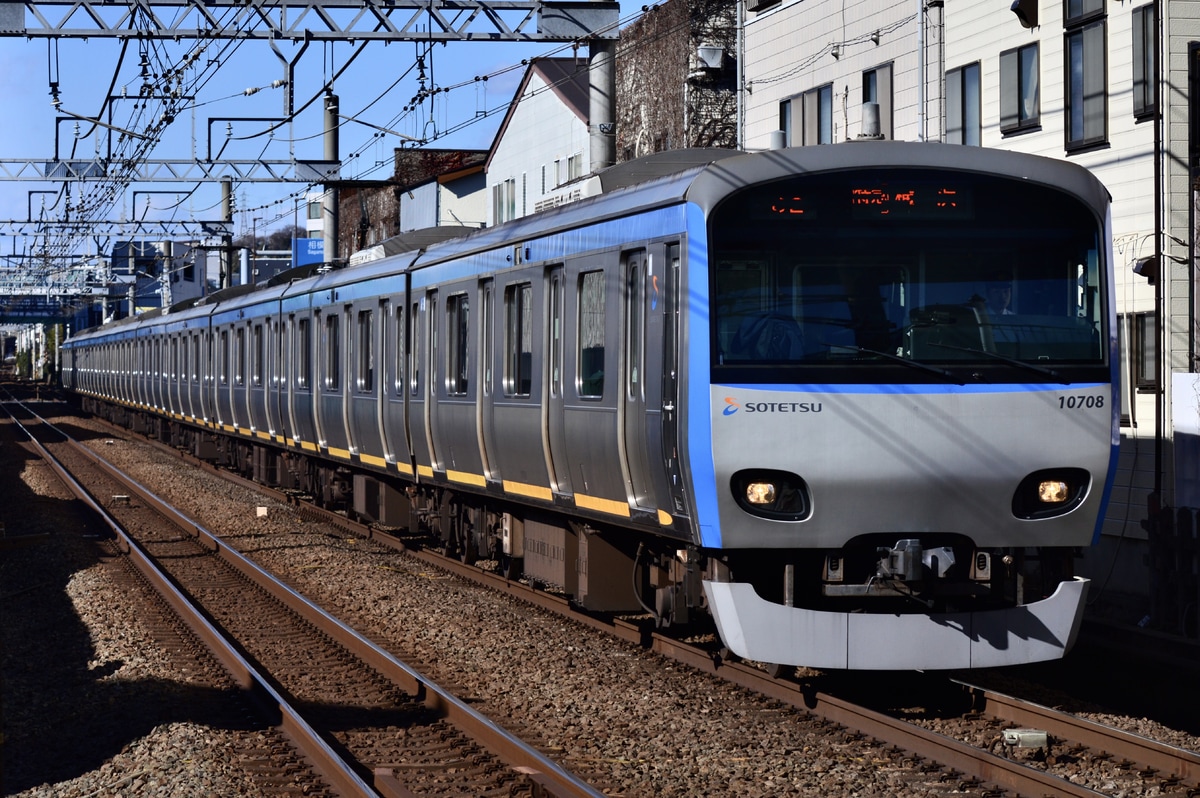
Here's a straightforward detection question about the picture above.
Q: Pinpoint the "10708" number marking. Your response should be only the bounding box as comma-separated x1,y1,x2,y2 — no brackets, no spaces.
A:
1058,394,1105,409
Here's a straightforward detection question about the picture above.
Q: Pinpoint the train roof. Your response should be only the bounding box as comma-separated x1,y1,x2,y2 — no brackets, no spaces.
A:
67,142,1111,344
683,141,1112,218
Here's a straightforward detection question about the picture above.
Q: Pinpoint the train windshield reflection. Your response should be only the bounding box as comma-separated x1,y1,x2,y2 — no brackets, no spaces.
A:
709,170,1107,377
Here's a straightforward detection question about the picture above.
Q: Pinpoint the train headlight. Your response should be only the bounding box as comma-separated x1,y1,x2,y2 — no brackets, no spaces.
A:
745,481,777,505
1012,468,1090,519
731,469,810,521
1037,480,1070,504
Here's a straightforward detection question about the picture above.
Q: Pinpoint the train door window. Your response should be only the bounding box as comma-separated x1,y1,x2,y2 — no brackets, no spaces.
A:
550,272,564,398
447,293,469,395
625,255,645,400
504,282,533,396
192,335,200,381
482,282,494,397
235,327,246,386
357,309,374,393
252,324,264,387
428,295,439,396
393,305,405,396
296,317,312,389
578,270,605,399
324,313,340,391
220,330,230,385
409,302,421,397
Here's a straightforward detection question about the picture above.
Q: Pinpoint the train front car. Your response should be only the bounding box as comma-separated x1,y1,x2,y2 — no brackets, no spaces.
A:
687,142,1115,670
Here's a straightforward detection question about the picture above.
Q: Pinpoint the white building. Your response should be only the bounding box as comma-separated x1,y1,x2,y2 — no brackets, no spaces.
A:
486,58,594,225
740,0,1188,606
398,164,487,233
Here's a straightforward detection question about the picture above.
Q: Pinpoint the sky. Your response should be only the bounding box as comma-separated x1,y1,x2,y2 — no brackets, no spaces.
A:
0,2,629,268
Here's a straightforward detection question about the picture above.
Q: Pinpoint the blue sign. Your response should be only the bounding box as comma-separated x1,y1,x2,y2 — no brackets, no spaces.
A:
292,237,325,267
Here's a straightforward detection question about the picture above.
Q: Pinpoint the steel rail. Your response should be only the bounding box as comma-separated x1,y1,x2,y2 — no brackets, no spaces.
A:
35,405,607,798
71,408,1116,798
958,680,1200,787
0,399,377,798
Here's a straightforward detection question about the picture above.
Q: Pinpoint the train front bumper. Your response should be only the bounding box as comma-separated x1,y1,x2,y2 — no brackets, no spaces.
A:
703,576,1088,670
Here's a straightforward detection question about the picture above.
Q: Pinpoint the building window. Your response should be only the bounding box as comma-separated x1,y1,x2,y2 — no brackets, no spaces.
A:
1133,4,1156,120
1065,19,1107,149
946,63,982,145
779,99,792,144
1065,0,1104,25
1000,43,1040,134
801,84,833,145
504,282,533,396
307,201,322,220
446,294,469,396
566,152,584,182
493,178,517,223
862,64,893,139
1133,311,1157,392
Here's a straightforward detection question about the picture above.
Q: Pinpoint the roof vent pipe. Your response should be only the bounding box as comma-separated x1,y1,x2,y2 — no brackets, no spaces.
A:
857,102,884,140
768,130,786,150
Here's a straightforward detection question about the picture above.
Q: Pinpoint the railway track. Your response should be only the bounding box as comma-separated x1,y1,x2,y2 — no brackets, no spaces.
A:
2,392,605,798
10,388,1200,797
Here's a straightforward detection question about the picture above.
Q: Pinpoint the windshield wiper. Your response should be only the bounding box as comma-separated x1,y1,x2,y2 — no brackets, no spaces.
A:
823,342,965,385
926,341,1070,384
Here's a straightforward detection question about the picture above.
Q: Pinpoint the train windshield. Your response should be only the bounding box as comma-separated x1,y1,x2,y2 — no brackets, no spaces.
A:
709,168,1108,384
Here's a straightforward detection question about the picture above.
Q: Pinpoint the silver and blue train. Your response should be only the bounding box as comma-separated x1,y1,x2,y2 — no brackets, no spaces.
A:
62,141,1117,670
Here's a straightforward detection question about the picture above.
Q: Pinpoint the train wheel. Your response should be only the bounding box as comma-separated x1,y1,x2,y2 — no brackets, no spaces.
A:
500,554,523,580
456,515,477,564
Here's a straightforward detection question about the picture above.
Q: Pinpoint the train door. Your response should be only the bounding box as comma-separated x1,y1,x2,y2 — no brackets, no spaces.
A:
231,324,247,430
316,308,350,455
477,281,499,483
187,331,201,421
489,275,553,500
172,334,182,416
623,246,684,522
265,318,282,439
379,297,413,473
414,290,439,474
215,328,232,426
288,313,319,450
348,301,386,465
247,320,269,435
428,285,486,485
545,266,573,496
405,296,431,477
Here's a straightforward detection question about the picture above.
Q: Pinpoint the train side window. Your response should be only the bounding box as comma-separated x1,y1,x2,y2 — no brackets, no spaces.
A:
447,293,469,395
357,309,374,393
297,317,311,389
578,270,605,398
324,313,340,391
504,282,533,396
